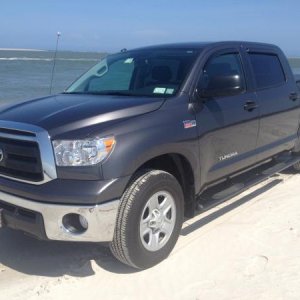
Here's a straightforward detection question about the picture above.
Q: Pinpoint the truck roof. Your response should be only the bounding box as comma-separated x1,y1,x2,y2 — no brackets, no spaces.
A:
131,41,279,51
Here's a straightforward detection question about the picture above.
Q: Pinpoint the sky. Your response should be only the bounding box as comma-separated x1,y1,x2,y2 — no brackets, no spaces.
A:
0,0,300,56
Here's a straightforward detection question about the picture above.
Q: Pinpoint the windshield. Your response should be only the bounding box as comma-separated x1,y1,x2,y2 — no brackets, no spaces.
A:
65,48,201,98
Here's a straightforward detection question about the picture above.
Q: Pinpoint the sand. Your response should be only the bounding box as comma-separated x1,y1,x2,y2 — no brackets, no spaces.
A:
0,169,299,300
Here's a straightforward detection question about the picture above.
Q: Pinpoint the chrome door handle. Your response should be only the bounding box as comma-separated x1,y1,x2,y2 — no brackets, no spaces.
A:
244,101,259,111
289,92,298,101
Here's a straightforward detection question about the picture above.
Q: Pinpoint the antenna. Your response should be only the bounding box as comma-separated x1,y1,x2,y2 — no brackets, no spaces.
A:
49,31,61,94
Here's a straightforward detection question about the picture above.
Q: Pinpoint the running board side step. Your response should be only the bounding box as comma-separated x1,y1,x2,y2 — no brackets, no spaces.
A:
197,153,300,212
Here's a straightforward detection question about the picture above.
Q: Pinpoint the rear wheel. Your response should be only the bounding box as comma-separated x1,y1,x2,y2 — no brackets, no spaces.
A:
110,170,184,269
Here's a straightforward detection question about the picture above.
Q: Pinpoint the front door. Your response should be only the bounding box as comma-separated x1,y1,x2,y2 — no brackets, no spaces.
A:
195,49,260,184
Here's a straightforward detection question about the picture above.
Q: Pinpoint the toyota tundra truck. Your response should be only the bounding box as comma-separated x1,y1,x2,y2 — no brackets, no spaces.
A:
0,41,299,269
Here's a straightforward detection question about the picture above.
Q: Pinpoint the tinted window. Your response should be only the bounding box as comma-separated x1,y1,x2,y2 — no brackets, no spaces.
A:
249,53,285,89
199,53,245,92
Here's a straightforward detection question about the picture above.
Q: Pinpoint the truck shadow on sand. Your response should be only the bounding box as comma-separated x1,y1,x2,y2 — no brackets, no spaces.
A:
0,230,137,277
181,178,282,236
0,175,285,277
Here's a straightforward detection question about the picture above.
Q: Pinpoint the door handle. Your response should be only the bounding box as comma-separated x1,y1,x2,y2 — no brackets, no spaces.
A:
244,101,259,111
289,92,298,101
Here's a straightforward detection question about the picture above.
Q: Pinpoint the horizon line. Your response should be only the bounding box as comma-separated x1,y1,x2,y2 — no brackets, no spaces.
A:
0,47,299,58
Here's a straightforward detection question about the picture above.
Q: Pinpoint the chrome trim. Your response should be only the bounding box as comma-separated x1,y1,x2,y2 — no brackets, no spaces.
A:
0,120,57,184
0,190,120,242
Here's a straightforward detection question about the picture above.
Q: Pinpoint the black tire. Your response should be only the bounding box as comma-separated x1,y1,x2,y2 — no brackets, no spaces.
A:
110,169,184,269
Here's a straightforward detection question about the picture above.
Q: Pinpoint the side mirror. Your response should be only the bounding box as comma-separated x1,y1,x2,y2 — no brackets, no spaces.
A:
296,80,300,91
199,73,244,98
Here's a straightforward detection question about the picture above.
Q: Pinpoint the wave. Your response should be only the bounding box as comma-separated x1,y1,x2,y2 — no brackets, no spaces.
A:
0,57,99,62
0,57,52,61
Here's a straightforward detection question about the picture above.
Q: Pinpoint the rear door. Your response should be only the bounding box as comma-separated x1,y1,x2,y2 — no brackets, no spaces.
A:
246,48,300,160
194,48,260,184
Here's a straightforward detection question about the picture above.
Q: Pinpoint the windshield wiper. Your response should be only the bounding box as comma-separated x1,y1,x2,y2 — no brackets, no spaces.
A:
90,91,157,98
63,91,158,98
63,91,86,95
64,91,135,96
90,91,135,96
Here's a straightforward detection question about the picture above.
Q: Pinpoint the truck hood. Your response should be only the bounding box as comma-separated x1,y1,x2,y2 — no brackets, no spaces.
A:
0,94,164,137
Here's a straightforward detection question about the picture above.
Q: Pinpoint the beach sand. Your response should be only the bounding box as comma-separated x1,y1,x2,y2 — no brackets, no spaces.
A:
0,169,299,300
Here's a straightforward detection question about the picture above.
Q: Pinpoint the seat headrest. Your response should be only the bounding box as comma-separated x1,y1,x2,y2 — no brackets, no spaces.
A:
152,66,172,82
206,63,232,76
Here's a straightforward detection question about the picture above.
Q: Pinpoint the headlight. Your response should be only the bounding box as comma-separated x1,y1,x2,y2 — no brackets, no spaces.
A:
52,136,115,166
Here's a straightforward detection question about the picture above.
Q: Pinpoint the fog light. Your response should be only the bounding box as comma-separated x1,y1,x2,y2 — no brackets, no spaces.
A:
79,215,88,230
62,213,88,234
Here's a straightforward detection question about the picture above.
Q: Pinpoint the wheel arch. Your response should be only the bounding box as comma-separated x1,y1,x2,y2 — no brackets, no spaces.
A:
131,153,197,217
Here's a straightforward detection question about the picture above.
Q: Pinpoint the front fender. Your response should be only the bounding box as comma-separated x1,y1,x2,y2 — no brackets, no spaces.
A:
101,97,201,191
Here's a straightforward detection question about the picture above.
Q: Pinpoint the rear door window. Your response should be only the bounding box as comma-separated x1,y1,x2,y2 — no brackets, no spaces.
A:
248,53,286,89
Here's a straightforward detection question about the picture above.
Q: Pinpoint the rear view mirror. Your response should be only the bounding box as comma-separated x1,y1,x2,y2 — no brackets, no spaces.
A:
96,65,108,77
199,73,244,98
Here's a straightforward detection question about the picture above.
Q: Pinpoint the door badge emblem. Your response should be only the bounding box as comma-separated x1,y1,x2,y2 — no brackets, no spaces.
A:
183,120,197,129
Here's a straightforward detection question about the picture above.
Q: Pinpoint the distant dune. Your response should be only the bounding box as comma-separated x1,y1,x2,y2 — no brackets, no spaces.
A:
0,48,45,51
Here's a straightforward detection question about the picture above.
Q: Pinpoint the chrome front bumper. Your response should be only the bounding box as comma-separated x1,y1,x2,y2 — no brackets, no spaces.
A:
0,190,120,242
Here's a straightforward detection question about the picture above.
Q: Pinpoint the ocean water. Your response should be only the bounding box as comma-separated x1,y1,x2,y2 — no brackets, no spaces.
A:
0,50,299,103
293,68,300,78
0,50,106,102
288,57,300,81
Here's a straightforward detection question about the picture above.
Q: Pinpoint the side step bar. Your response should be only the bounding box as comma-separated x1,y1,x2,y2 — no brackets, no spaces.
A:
197,153,300,212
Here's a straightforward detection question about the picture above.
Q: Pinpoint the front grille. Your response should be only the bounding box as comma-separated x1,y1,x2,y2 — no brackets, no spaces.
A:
0,137,43,182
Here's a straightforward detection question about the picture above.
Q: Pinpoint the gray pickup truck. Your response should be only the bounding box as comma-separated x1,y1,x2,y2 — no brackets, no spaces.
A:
0,41,299,269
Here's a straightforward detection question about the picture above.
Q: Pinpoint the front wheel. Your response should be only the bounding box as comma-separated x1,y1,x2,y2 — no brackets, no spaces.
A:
110,170,184,269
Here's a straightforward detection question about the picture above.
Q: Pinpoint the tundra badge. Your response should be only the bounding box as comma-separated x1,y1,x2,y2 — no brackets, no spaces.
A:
219,152,238,161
